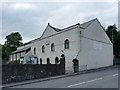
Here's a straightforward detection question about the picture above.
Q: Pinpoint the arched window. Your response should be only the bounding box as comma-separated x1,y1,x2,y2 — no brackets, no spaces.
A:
34,48,36,55
40,58,42,64
51,43,55,52
42,45,45,53
37,58,39,64
47,58,50,64
55,57,59,64
64,39,69,49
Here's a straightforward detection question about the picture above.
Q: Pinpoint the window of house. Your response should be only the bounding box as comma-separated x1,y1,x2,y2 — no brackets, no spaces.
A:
12,54,14,61
51,43,55,52
65,39,69,49
34,48,36,55
47,58,50,64
42,45,45,53
55,57,59,64
20,52,21,57
36,58,39,64
40,58,42,64
15,54,17,61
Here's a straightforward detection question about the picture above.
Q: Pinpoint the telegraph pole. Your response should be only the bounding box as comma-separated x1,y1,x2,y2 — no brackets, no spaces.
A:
112,24,116,44
112,24,116,61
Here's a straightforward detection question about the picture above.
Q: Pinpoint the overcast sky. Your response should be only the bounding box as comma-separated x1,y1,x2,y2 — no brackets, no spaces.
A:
1,0,119,44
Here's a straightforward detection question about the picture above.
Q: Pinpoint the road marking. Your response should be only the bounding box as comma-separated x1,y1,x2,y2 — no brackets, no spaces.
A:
68,77,103,87
112,74,118,77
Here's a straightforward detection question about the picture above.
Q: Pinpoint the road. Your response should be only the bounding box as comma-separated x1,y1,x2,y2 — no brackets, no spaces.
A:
10,67,118,88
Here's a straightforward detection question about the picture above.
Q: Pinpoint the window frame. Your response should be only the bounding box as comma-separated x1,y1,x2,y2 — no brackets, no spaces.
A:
42,45,45,53
34,48,36,55
51,43,55,52
64,39,69,49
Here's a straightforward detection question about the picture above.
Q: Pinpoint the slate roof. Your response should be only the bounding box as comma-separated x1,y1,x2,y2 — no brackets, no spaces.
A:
49,18,97,31
10,46,31,54
49,24,62,32
80,18,97,28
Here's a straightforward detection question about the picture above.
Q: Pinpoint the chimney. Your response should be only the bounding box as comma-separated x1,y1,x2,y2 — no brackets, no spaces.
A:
48,22,50,25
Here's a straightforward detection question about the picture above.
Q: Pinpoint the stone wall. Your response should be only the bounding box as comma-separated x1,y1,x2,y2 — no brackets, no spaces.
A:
2,64,65,84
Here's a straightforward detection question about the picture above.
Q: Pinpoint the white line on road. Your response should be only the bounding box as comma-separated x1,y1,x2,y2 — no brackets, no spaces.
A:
68,77,103,87
112,74,118,77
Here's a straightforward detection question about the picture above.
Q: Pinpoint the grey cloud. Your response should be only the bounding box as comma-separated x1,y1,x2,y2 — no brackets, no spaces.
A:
2,3,61,37
118,1,120,29
1,2,118,44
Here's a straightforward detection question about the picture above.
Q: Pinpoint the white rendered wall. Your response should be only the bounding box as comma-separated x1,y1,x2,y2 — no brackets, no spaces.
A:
31,27,83,72
77,20,113,70
77,37,113,70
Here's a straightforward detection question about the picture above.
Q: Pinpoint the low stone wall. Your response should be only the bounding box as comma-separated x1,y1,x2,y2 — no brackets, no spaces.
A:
2,64,65,84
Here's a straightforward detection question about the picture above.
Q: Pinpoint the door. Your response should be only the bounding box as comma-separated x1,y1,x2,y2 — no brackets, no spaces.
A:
72,59,79,72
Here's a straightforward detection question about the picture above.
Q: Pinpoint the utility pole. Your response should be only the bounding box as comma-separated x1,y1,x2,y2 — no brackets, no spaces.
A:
112,24,116,44
112,24,116,60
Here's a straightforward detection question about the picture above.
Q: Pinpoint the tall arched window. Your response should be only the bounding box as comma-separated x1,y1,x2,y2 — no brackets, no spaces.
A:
37,58,39,64
55,57,59,64
47,58,50,64
34,48,36,55
64,39,69,49
40,58,42,64
42,45,45,53
51,43,55,52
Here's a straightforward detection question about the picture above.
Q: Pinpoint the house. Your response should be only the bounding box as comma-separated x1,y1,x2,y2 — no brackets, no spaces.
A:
9,18,113,72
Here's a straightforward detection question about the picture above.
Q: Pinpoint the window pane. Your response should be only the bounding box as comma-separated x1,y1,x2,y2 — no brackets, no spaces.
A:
42,45,45,53
51,43,55,51
65,39,69,49
34,48,36,55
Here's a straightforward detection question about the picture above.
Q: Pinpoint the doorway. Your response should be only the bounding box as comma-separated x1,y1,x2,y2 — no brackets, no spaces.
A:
72,59,79,72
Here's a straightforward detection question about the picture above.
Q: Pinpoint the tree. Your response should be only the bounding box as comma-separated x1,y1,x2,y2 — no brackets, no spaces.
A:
115,31,120,58
2,45,11,64
106,25,120,58
0,44,2,63
4,32,23,52
106,25,118,43
2,32,23,64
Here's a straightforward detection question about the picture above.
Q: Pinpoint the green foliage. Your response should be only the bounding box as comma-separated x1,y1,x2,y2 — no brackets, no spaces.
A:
0,44,2,55
2,32,23,64
5,32,23,51
0,44,2,63
2,45,11,64
106,25,120,58
106,25,118,43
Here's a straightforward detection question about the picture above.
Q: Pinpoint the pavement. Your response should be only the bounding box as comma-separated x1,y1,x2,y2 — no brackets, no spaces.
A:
2,65,119,88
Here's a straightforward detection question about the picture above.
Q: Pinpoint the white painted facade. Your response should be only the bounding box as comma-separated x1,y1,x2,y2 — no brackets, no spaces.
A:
10,18,113,72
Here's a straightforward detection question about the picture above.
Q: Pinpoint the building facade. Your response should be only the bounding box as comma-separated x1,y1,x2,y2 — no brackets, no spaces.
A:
9,18,113,72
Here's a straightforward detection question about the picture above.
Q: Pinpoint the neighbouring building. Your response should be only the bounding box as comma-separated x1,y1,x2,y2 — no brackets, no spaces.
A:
9,18,113,72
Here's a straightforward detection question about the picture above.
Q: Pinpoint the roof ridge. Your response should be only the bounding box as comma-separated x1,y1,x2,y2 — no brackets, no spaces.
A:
62,23,80,30
48,23,62,32
80,18,98,28
51,18,98,31
81,18,97,25
19,18,98,47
